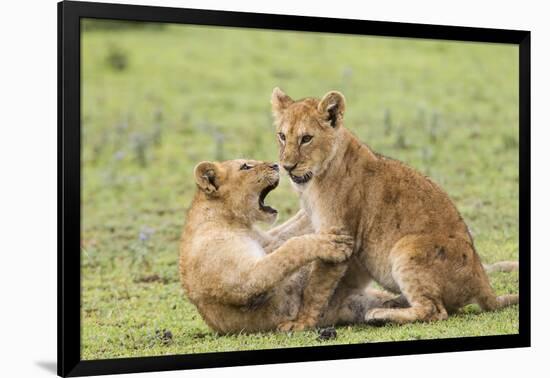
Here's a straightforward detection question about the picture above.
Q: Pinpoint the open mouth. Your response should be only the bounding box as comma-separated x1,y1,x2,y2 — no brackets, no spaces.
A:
259,180,279,214
290,172,313,185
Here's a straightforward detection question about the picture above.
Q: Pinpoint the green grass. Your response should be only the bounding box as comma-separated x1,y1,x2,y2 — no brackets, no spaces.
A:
80,21,519,360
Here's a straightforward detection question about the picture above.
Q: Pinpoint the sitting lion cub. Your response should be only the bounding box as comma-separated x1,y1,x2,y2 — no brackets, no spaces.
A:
270,88,519,331
179,159,395,334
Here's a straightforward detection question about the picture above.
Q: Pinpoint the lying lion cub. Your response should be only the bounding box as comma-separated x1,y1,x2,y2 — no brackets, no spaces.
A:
179,159,400,334
271,88,519,331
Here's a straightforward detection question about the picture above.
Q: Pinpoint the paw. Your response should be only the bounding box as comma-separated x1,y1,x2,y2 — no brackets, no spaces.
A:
277,318,315,332
277,321,305,332
318,233,354,263
365,309,391,327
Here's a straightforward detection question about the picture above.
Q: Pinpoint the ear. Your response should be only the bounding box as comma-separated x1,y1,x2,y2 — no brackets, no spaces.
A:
194,161,220,195
271,87,293,115
318,91,346,128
